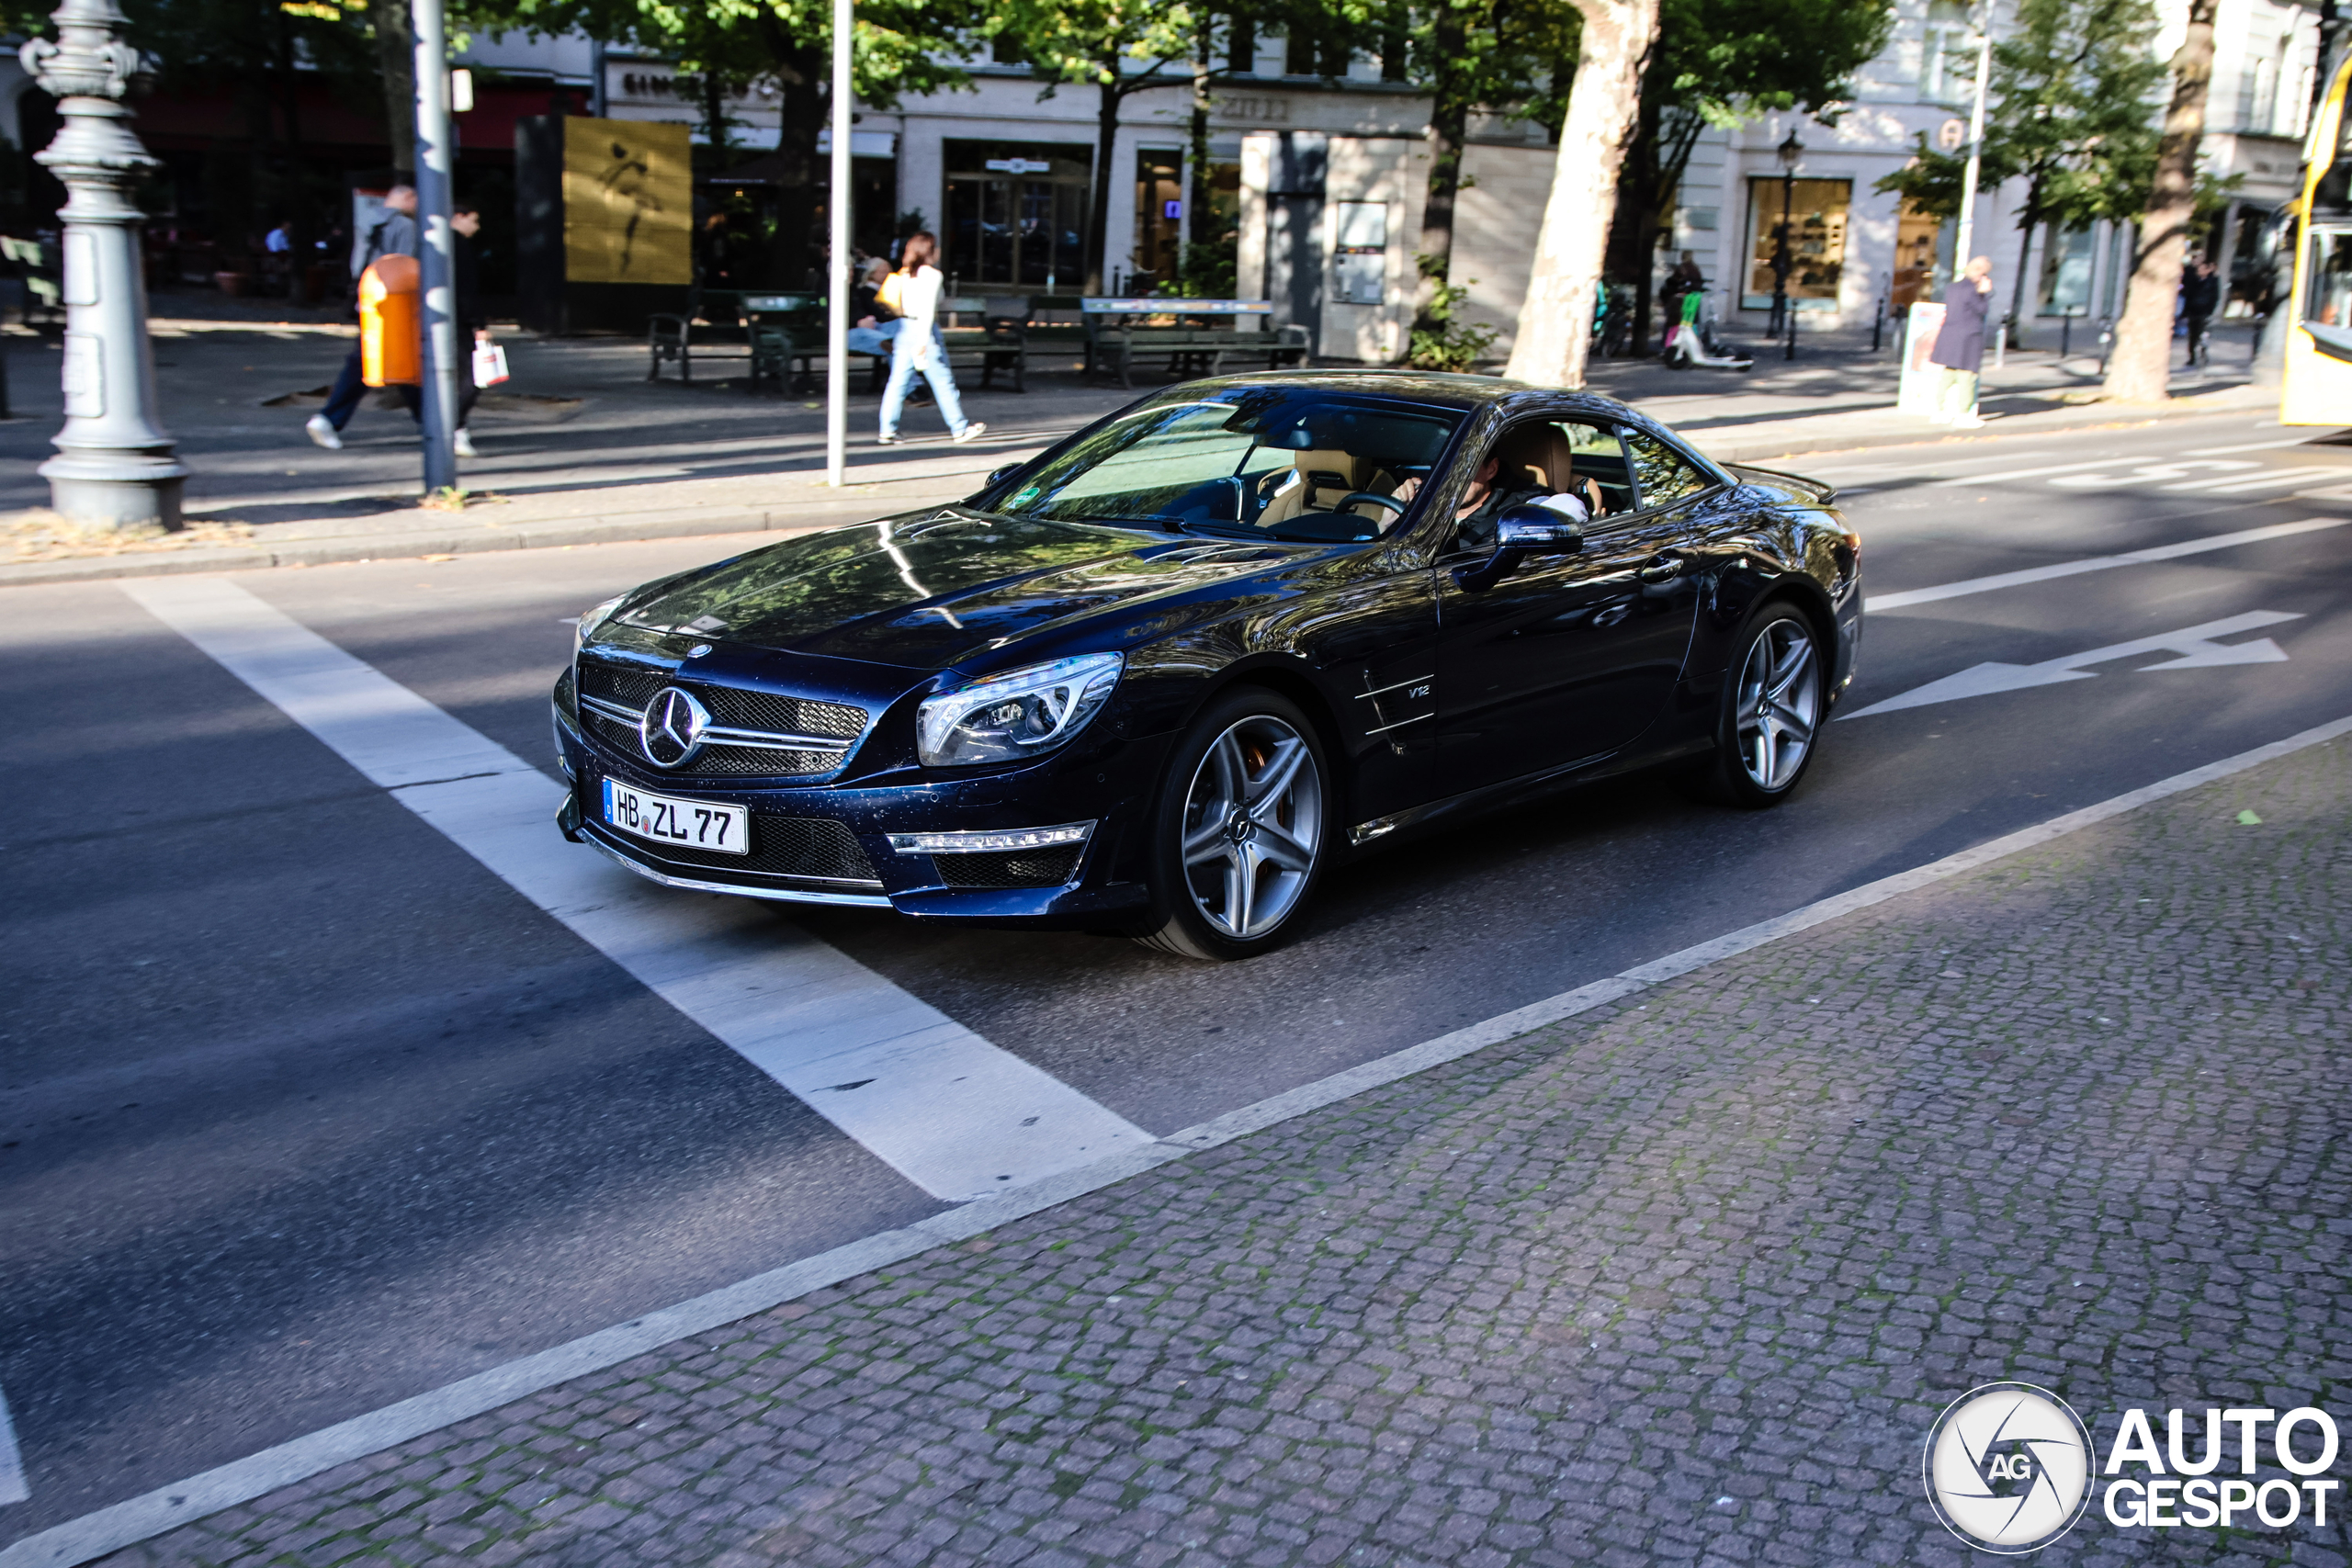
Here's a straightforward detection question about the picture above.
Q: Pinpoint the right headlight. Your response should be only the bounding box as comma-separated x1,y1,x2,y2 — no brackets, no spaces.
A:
574,593,626,651
916,652,1124,769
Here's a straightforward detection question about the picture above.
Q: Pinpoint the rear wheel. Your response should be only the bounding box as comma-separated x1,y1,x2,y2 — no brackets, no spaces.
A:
1702,604,1826,807
1136,691,1328,961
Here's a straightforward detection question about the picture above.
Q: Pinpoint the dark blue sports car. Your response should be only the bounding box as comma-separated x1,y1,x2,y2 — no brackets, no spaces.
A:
553,372,1861,959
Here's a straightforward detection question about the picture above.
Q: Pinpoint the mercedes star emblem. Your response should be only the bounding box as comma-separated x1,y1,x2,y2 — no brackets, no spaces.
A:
639,686,711,768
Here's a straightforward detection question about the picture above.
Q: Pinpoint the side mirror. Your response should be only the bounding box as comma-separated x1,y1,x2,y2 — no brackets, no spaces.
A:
1494,502,1585,551
1452,503,1583,592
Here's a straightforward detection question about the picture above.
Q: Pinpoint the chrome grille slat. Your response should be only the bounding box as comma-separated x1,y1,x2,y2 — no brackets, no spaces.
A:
573,659,872,777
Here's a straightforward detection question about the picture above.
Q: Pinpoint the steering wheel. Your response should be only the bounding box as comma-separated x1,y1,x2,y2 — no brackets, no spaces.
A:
1337,491,1407,517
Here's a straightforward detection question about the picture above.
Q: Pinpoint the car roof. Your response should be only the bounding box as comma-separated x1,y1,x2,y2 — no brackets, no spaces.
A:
1164,369,1652,427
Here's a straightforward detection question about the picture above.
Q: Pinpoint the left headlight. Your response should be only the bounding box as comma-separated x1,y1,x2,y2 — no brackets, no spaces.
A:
916,652,1123,769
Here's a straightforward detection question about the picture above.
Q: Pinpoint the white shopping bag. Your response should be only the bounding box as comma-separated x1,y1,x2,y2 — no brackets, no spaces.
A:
470,342,510,389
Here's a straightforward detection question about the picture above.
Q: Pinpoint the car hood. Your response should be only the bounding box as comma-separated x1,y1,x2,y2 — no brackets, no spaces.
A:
609,508,1308,671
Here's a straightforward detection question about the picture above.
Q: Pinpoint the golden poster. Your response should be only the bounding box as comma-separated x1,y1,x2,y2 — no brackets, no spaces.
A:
562,118,692,285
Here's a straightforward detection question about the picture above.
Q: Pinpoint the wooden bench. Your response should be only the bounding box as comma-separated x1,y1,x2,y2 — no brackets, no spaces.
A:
775,297,1037,395
1080,299,1311,388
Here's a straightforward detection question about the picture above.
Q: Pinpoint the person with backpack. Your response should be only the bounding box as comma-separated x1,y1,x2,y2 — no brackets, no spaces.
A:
306,186,418,450
875,231,984,446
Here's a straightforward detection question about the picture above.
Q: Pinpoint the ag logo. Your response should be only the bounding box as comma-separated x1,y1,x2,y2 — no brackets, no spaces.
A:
1923,1382,2095,1553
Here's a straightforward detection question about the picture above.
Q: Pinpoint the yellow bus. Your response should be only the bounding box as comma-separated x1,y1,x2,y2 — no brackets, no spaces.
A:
2281,52,2352,424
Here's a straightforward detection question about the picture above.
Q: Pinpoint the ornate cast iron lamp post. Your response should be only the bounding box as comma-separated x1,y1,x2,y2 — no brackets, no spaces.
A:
21,0,188,531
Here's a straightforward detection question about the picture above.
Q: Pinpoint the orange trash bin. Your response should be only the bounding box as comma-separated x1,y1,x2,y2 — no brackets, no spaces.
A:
358,254,421,387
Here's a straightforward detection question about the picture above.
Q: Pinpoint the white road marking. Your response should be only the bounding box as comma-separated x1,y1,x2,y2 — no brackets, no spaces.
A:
2166,464,2351,494
2048,458,2261,489
14,711,2346,1568
1841,610,2302,719
0,1386,27,1506
1924,436,2320,489
1865,516,2352,612
118,576,1148,1202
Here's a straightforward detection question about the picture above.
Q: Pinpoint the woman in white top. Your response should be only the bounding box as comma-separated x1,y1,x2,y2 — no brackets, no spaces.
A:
877,232,986,446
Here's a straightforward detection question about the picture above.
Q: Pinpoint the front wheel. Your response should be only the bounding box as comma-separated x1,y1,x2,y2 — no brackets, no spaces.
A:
1701,604,1826,807
1136,691,1329,961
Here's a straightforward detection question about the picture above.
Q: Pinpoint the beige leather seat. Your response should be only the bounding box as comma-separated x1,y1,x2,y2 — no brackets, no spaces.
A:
1492,424,1578,494
1259,448,1374,527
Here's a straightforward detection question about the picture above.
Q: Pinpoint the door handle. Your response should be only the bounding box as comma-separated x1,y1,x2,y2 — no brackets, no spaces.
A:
1638,553,1686,583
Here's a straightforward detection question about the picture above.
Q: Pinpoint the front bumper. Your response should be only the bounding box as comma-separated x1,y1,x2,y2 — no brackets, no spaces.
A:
554,696,1161,927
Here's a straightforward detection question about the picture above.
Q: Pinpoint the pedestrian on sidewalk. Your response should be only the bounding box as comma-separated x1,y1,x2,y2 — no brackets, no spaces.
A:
386,201,489,457
1928,255,1994,430
2182,257,2221,367
305,186,418,450
876,232,984,447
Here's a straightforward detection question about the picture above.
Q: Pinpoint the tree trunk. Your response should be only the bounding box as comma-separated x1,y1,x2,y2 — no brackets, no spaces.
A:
1190,21,1214,273
754,19,825,291
1505,0,1659,387
1084,74,1122,295
2103,0,2218,401
2008,189,2041,351
1415,6,1469,324
1603,92,1661,355
372,0,414,178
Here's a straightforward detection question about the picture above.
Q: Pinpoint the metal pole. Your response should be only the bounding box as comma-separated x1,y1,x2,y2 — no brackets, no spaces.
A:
1781,164,1796,360
20,0,187,530
1954,20,1992,272
413,0,458,494
825,0,851,486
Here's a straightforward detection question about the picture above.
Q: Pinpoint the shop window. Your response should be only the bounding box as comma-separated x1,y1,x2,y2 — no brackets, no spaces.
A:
1891,200,1946,310
944,141,1091,292
1133,149,1183,283
1743,177,1850,310
2036,223,2095,317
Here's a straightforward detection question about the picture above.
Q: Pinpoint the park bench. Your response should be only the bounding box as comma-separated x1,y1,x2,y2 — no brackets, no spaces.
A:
646,290,802,388
1080,298,1311,389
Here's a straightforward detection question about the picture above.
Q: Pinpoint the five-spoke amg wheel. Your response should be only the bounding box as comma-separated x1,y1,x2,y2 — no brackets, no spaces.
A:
1704,604,1826,807
1139,691,1328,960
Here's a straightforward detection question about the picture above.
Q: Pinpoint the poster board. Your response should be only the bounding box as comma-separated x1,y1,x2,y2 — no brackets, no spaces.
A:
1897,301,1946,415
562,118,692,286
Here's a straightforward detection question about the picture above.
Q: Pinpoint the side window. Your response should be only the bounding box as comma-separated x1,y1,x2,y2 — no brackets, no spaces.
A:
1623,431,1714,510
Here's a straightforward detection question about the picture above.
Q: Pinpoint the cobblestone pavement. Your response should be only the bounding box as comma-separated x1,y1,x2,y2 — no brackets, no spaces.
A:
97,738,2350,1568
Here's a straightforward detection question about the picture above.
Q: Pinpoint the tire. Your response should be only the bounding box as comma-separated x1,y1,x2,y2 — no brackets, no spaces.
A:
1700,603,1826,808
1136,689,1330,961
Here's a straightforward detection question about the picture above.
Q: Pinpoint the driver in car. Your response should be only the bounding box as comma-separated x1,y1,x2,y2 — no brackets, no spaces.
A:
1391,457,1602,548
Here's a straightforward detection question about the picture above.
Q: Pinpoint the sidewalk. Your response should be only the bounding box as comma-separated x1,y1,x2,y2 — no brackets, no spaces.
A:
0,303,2286,587
64,729,2350,1568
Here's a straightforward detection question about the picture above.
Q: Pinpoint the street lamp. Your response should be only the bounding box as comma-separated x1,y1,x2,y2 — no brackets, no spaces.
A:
19,0,188,531
1774,130,1804,361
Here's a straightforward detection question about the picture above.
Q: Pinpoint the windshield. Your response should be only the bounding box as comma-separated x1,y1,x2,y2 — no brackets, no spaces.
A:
984,387,1468,544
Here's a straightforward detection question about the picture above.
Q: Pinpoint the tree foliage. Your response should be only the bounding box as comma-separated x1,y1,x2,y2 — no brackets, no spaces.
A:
1875,0,2164,335
1607,0,1894,352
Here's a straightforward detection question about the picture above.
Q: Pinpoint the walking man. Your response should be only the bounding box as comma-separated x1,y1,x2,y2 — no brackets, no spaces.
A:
2182,257,2222,367
305,186,418,450
1929,255,1995,430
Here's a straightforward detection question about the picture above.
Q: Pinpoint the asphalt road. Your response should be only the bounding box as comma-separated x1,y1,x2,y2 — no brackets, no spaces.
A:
5,405,2351,1547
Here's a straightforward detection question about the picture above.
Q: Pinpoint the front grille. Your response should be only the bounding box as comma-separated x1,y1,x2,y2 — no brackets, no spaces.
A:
590,796,879,884
581,707,837,776
934,845,1084,889
577,659,868,739
578,660,665,711
576,657,868,778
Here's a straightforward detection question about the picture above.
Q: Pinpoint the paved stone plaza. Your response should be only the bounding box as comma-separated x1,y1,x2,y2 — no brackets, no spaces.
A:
92,739,2352,1567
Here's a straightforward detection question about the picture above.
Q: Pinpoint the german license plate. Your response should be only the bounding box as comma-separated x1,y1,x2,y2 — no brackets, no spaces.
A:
601,778,748,855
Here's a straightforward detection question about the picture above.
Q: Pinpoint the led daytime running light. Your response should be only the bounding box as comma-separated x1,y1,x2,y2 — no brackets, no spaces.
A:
888,822,1095,855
